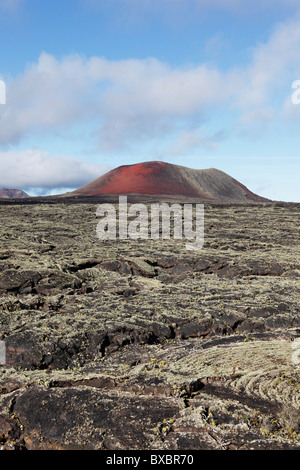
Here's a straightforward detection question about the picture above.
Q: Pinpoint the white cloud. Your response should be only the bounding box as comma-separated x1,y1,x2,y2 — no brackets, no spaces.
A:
235,108,276,140
2,13,300,157
0,52,100,144
238,14,300,106
0,148,109,190
167,127,219,156
0,53,225,152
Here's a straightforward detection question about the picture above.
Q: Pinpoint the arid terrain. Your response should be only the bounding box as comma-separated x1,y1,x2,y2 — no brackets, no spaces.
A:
0,199,300,450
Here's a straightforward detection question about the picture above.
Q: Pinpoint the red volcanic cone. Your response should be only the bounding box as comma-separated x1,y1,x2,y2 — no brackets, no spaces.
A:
72,161,205,197
71,161,270,203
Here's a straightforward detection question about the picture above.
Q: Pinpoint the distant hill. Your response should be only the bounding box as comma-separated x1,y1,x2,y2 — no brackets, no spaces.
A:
70,161,271,204
0,188,30,199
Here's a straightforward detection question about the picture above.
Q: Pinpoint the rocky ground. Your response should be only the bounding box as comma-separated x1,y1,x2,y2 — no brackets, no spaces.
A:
0,200,300,450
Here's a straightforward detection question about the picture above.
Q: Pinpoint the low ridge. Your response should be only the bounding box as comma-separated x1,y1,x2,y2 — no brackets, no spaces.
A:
0,188,30,199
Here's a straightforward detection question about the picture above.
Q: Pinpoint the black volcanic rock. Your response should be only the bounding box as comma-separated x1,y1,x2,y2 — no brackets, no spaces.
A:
0,201,300,450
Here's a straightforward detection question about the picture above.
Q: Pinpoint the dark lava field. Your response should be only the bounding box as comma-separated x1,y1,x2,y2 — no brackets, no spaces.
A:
0,200,300,450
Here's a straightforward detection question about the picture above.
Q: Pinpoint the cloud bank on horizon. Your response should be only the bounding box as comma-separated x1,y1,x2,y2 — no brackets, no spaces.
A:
0,0,300,201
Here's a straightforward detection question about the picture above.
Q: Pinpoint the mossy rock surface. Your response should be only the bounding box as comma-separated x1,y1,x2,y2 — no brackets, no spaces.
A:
0,201,300,449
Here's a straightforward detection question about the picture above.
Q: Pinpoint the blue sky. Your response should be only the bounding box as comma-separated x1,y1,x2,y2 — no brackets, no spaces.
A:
0,0,300,201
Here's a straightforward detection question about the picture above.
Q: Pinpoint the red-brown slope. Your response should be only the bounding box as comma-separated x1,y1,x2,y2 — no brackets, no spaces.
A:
72,161,207,198
71,161,270,203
